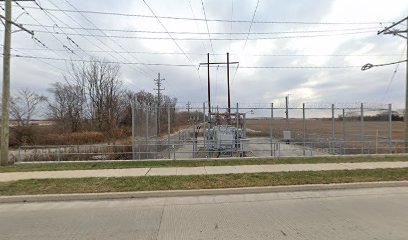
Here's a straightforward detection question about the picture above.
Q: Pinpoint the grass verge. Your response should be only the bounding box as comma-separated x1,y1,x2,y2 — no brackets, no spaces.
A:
1,156,407,173
1,168,407,196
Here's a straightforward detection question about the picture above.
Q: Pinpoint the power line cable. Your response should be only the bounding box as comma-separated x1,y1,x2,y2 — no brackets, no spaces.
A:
6,46,401,57
141,0,204,92
141,0,195,66
13,1,74,58
59,0,157,76
10,54,364,69
187,0,206,100
382,45,407,101
19,23,380,35
17,4,390,25
200,0,214,57
22,29,375,40
243,0,260,50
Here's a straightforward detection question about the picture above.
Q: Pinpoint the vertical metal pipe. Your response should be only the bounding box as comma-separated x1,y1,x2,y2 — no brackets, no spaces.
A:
146,105,149,145
236,103,239,129
303,103,306,156
236,103,239,155
168,105,171,159
131,102,136,160
207,53,211,117
227,52,231,115
360,103,364,154
203,102,206,148
331,104,335,154
285,96,289,130
405,19,408,152
270,103,274,156
388,103,393,153
342,108,346,154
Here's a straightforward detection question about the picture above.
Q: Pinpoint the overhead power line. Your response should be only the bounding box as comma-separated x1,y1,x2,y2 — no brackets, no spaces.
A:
3,45,401,57
10,54,363,69
18,4,390,25
23,29,375,40
243,0,259,50
60,0,157,76
200,0,214,56
20,23,380,35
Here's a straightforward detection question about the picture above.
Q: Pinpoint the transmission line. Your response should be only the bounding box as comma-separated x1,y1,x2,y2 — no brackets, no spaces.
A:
60,0,157,76
17,4,389,25
10,54,363,69
200,0,214,57
20,23,380,35
243,0,259,50
24,29,375,40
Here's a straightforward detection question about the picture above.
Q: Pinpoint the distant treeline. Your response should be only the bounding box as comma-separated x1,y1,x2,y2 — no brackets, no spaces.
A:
338,113,403,121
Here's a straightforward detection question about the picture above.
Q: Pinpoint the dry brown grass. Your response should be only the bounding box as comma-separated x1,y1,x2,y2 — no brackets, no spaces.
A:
247,119,403,139
246,119,404,153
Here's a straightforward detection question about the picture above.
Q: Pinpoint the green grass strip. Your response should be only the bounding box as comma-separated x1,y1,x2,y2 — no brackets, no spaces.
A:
1,168,407,196
1,157,407,173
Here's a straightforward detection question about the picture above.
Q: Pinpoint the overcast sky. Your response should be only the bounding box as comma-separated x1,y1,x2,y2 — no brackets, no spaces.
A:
1,0,407,112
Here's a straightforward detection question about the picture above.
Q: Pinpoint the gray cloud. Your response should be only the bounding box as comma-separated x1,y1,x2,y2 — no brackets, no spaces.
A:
0,0,407,114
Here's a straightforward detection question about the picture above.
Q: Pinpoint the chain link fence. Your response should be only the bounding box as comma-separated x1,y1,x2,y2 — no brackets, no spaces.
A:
13,102,405,162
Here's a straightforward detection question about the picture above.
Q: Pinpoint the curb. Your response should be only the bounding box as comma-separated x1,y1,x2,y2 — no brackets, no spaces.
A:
15,153,408,164
1,181,407,204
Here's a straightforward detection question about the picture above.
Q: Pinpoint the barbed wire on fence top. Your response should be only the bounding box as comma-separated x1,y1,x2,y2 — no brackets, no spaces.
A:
169,102,391,111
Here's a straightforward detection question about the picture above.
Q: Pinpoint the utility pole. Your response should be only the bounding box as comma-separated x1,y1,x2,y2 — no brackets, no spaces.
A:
0,0,11,166
1,0,34,165
377,16,408,151
199,53,239,124
154,73,165,136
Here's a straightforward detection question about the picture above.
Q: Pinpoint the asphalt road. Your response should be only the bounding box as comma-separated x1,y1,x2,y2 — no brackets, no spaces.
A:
1,186,407,240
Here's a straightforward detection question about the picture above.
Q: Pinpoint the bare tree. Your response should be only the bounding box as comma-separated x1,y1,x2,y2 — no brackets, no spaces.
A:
48,59,122,132
47,82,85,132
10,89,47,127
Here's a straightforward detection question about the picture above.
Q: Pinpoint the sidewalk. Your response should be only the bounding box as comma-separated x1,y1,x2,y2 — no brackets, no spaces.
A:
1,161,408,182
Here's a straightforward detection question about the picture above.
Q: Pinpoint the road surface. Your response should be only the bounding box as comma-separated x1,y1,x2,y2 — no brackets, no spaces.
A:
1,186,407,239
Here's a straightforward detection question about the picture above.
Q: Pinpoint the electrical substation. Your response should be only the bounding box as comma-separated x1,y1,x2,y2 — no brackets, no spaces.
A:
201,53,250,158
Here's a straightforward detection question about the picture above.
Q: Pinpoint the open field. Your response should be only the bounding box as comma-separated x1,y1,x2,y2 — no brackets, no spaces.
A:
247,119,404,153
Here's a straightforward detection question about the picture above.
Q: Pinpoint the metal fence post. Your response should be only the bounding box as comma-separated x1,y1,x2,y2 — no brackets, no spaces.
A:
203,102,206,148
270,102,274,156
342,108,346,154
303,103,306,156
331,104,335,154
131,102,136,160
388,103,393,153
360,103,364,154
168,105,171,159
57,146,61,162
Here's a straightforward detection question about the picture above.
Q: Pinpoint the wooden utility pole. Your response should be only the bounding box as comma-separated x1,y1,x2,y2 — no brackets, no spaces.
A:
200,53,238,123
154,73,165,136
1,0,12,166
227,52,231,114
0,0,34,165
377,16,408,152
